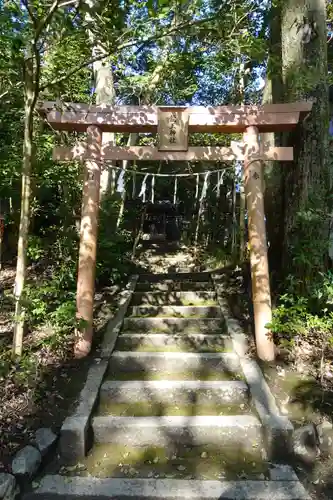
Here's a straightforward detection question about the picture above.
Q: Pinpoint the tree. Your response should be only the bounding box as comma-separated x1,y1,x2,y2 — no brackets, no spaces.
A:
281,0,329,292
7,0,91,356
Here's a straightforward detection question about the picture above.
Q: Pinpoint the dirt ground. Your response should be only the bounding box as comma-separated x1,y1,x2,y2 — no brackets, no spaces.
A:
221,267,333,500
0,266,123,473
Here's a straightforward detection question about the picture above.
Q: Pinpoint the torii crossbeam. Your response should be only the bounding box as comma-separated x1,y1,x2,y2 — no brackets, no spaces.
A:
38,101,312,361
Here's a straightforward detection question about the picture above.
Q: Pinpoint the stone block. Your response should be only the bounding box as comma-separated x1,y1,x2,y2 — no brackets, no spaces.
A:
0,473,17,500
11,446,41,478
292,424,319,464
122,317,224,334
59,415,89,462
92,414,262,449
269,464,298,481
130,291,217,306
263,415,294,461
59,360,108,462
99,379,249,406
115,332,233,353
26,474,311,499
35,428,57,457
130,305,222,318
111,351,241,375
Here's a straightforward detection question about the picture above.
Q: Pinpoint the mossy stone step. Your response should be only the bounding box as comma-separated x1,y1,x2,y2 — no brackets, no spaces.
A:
138,272,212,282
92,415,263,449
106,368,244,382
122,317,226,334
59,443,268,481
99,380,249,407
129,305,222,318
27,475,311,500
96,399,252,417
115,333,232,353
92,415,263,451
110,351,241,377
131,291,218,306
136,281,214,292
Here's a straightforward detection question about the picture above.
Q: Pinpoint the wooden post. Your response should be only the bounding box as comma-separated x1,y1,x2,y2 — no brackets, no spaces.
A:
243,126,275,362
74,125,102,358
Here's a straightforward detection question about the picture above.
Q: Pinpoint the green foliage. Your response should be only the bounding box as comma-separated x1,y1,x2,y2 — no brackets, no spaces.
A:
0,351,40,388
24,261,77,333
285,203,330,295
201,246,232,270
269,272,333,350
97,193,135,285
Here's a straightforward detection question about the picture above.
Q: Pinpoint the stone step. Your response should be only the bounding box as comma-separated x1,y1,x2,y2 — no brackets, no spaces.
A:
107,368,243,382
129,305,222,318
122,317,225,334
92,415,263,449
115,332,232,353
51,442,271,480
131,291,218,306
136,281,213,292
109,352,241,377
99,380,249,408
139,272,212,282
25,475,310,499
97,399,252,417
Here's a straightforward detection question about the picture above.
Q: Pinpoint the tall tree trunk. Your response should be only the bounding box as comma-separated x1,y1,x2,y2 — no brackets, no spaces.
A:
95,55,116,195
231,171,237,258
281,0,329,290
13,53,36,356
86,0,116,196
237,61,246,262
261,5,285,286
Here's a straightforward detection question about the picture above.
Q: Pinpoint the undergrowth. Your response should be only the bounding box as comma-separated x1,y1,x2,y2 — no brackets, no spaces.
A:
269,271,333,368
0,195,136,385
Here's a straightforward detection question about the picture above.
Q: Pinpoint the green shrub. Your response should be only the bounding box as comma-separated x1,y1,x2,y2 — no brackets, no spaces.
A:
268,280,333,350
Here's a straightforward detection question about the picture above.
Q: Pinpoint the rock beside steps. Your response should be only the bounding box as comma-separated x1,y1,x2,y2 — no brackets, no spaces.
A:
24,272,310,500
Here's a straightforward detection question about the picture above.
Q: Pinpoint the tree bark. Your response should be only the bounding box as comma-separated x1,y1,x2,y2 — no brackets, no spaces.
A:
86,0,116,196
261,5,285,284
237,61,246,262
116,133,138,229
13,52,36,356
281,0,329,289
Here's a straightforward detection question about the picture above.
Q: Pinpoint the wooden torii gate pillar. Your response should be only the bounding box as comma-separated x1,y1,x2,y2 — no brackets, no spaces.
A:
38,101,312,361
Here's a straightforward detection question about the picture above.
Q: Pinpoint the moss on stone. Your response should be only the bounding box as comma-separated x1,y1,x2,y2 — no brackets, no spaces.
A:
114,340,232,353
63,443,267,480
97,399,252,417
106,368,244,382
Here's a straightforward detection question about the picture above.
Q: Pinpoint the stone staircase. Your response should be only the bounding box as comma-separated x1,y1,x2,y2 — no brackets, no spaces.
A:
25,273,310,499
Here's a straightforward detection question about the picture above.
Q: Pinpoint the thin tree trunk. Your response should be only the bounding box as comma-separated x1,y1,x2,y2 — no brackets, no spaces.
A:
231,171,237,258
239,178,245,261
132,205,147,259
194,202,203,249
12,0,68,355
13,54,35,356
116,133,138,229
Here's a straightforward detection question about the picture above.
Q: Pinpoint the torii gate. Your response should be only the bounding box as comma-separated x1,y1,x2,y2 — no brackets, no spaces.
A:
38,101,312,362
